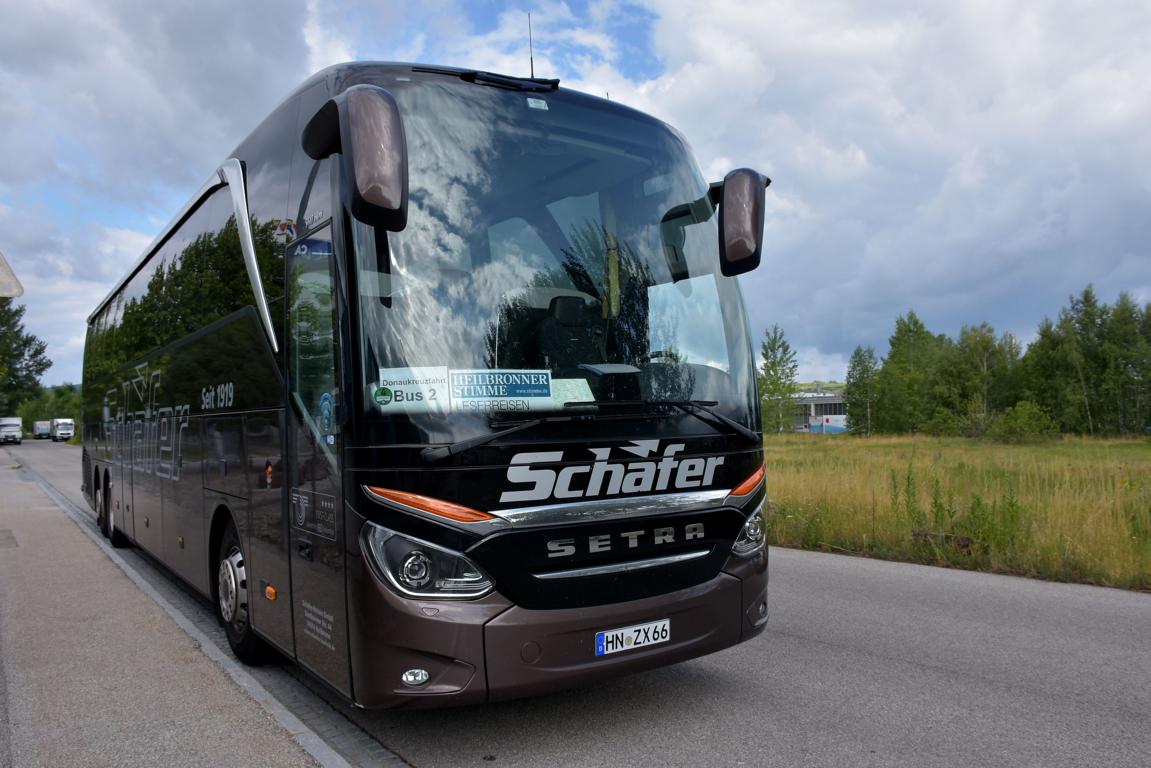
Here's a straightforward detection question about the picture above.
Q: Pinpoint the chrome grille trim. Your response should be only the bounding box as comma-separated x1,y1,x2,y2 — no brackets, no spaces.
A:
533,549,710,580
491,489,730,527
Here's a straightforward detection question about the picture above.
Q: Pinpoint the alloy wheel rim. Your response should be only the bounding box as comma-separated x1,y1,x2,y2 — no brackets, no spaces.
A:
218,547,247,625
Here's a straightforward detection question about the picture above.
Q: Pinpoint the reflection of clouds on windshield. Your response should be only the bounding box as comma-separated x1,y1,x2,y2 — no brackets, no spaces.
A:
391,83,502,272
357,80,757,426
380,83,514,368
379,232,549,370
649,277,730,371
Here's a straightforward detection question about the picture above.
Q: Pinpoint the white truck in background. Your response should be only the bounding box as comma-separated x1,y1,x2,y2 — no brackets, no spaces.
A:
51,418,75,442
33,420,52,439
0,417,22,445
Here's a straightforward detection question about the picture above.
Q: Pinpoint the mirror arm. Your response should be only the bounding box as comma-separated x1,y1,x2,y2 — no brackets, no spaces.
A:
708,180,724,207
708,175,771,207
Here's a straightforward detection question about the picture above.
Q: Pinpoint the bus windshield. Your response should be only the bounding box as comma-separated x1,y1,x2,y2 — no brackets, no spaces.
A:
352,77,757,442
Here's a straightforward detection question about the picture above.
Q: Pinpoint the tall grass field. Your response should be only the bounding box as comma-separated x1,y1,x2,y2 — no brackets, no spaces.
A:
763,435,1151,590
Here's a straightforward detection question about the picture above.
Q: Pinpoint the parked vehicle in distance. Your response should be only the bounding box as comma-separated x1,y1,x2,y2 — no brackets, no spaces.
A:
34,421,52,439
81,61,770,709
51,418,75,442
0,417,22,445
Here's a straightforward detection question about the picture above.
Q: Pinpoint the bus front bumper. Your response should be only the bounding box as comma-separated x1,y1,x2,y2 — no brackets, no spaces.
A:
349,548,767,710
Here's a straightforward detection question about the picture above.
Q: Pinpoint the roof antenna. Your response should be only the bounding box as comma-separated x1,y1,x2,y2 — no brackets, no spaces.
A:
528,12,535,78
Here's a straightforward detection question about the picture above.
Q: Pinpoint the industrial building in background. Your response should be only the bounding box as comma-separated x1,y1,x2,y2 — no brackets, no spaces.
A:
794,386,846,433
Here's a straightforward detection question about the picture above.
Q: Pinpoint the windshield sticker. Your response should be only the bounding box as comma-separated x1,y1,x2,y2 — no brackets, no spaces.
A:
450,369,553,413
526,97,549,111
374,367,556,414
374,367,450,413
551,378,594,408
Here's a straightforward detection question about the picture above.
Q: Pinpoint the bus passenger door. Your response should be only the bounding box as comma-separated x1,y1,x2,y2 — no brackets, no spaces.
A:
285,225,350,696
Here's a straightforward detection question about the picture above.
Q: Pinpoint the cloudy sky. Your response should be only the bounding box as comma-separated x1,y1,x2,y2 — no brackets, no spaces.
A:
3,0,1149,386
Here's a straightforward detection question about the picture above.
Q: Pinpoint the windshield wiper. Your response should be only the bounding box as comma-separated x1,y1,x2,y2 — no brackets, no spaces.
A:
671,400,762,445
412,66,560,92
421,415,577,464
591,399,761,445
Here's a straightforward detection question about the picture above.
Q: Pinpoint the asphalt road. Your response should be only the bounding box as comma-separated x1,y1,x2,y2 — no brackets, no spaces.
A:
11,439,1151,767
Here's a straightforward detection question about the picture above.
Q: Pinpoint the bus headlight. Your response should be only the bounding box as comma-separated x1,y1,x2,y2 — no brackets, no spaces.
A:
365,523,494,599
732,505,766,556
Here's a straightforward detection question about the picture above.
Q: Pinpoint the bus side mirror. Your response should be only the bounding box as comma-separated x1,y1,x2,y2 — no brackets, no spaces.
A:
716,168,769,276
302,84,409,231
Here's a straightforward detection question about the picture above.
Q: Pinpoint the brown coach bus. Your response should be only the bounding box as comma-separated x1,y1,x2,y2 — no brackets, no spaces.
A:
81,62,770,708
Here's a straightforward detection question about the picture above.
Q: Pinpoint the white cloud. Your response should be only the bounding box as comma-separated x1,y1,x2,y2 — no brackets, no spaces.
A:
796,346,849,383
627,0,1151,360
304,0,355,75
4,0,1151,389
3,217,153,385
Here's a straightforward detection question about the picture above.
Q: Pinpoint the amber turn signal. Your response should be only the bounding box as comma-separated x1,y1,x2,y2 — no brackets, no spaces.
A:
264,585,278,601
731,465,765,497
364,486,494,523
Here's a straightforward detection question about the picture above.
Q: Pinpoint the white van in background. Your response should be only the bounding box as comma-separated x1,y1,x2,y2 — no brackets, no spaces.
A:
0,417,22,445
51,418,75,442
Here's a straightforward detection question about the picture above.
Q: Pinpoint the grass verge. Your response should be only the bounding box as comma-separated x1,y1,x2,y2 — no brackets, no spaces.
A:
763,434,1151,590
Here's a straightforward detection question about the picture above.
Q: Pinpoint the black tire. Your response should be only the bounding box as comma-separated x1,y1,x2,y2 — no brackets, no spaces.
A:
97,483,130,548
107,492,129,549
96,485,110,538
216,521,267,665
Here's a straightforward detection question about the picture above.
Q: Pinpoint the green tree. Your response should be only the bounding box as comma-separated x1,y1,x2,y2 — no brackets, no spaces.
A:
1065,286,1108,433
1023,317,1078,432
1100,292,1149,433
1020,285,1151,435
844,345,878,435
759,324,798,434
956,323,998,429
932,322,1022,435
0,298,51,413
872,310,946,433
990,331,1025,415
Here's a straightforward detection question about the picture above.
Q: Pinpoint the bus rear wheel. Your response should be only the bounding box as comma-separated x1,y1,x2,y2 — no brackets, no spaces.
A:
107,494,129,549
216,521,267,665
96,486,109,538
98,484,129,548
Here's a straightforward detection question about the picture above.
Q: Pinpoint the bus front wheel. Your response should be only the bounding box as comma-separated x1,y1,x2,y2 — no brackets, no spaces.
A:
216,521,266,665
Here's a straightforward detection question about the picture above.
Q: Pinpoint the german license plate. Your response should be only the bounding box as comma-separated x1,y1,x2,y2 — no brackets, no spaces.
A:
595,619,670,656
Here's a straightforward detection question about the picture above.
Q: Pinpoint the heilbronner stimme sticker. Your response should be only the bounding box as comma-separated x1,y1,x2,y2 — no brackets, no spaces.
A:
375,367,555,413
450,369,552,412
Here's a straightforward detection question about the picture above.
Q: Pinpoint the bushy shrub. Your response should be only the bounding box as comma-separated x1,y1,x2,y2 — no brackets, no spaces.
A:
989,400,1059,444
923,407,962,436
